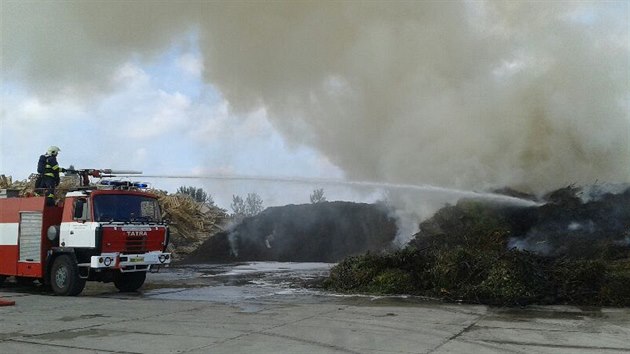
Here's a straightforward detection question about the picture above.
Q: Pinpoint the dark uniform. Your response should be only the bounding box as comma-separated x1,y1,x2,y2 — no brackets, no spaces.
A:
37,153,61,206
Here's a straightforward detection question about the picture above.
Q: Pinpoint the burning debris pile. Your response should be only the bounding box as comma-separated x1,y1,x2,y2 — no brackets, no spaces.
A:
411,184,630,259
325,185,630,306
183,201,397,263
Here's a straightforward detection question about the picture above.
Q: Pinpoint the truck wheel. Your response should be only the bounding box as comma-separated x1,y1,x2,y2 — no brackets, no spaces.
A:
50,255,86,296
0,275,5,286
114,272,146,292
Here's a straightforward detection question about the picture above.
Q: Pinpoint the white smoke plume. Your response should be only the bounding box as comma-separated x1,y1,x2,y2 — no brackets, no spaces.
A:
2,1,629,193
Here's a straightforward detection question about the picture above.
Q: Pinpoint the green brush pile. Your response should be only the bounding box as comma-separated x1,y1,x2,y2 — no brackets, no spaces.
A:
325,185,630,306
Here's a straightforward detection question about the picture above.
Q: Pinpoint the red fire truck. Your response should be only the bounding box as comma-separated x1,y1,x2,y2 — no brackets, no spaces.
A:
0,175,170,296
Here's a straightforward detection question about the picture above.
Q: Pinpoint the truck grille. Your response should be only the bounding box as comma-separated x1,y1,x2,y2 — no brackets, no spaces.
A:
124,235,147,253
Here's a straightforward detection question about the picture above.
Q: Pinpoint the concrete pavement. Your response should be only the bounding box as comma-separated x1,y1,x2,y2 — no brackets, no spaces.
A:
1,288,629,353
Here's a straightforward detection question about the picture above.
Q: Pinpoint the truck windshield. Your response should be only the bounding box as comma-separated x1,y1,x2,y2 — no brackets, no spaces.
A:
93,194,162,223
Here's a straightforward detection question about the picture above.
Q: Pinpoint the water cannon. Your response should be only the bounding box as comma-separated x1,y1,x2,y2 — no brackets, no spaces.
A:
64,168,143,186
98,169,143,176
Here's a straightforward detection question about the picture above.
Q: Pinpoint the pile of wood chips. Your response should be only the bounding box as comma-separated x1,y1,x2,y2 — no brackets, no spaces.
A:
1,174,37,195
0,174,79,197
152,190,229,260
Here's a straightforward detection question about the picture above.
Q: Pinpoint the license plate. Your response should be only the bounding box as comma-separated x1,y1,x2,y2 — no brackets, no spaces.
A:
130,257,144,263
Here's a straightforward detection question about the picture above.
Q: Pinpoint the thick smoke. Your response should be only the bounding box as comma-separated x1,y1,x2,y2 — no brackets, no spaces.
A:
2,1,629,193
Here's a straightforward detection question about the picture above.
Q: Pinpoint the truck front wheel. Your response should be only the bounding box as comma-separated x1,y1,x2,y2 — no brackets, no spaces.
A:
114,271,146,292
50,255,86,296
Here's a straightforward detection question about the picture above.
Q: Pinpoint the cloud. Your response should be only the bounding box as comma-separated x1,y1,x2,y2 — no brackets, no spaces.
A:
112,63,151,88
176,53,204,77
125,91,192,139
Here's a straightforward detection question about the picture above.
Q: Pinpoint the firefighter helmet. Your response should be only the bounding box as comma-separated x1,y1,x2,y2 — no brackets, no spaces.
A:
47,146,60,156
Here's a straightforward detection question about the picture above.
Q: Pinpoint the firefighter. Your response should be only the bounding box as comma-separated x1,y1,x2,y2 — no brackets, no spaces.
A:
37,146,64,206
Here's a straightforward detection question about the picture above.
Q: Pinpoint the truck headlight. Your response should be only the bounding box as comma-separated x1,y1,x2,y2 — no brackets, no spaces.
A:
47,225,60,241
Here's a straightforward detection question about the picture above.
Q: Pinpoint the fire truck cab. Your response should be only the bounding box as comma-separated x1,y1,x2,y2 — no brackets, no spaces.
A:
0,187,170,296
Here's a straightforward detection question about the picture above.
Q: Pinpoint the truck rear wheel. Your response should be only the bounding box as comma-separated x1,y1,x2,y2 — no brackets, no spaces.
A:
50,255,86,296
114,271,146,292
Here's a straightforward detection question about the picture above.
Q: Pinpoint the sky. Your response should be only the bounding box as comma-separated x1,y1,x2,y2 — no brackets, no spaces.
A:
1,1,629,228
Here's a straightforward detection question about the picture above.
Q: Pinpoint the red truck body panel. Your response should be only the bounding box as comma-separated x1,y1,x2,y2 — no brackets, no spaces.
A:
0,197,63,278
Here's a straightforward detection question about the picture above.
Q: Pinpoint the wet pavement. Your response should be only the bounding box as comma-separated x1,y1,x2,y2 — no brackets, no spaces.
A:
142,262,334,304
1,262,629,353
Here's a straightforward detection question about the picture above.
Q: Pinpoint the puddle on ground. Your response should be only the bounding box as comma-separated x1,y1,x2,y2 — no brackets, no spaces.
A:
142,262,334,305
139,262,458,311
36,328,120,340
57,314,111,322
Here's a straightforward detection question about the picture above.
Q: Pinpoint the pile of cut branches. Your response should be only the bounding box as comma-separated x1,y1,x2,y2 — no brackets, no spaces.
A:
325,184,630,306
